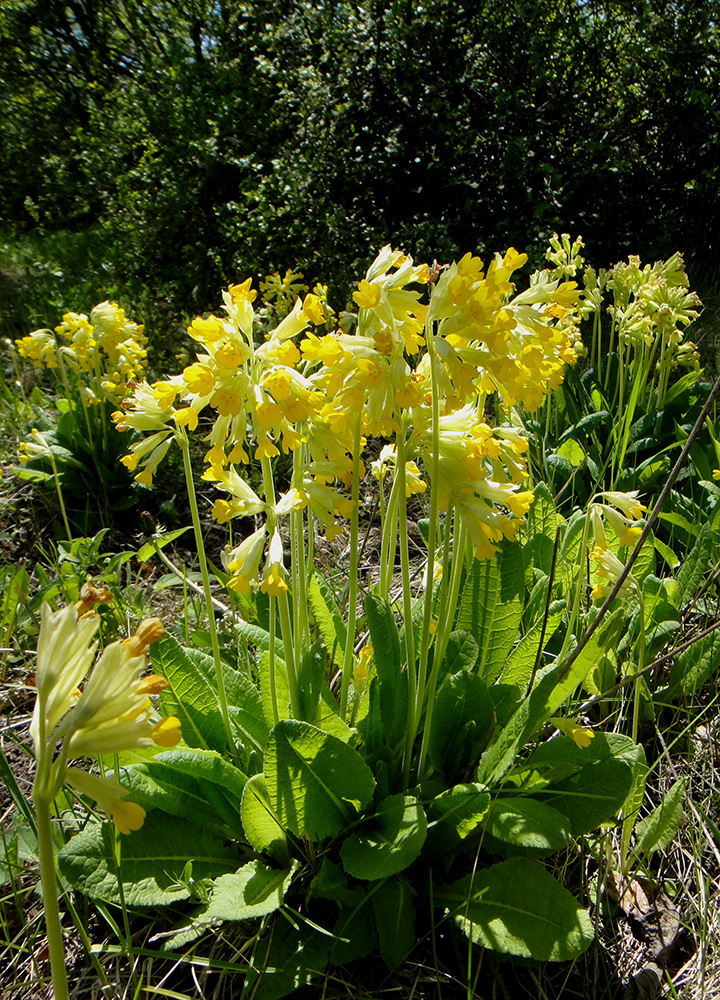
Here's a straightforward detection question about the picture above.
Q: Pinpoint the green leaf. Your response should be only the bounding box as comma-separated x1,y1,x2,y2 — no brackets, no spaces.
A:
241,774,289,864
244,920,331,1000
635,780,686,858
364,594,407,748
666,623,720,698
653,535,678,569
332,897,377,965
556,510,586,590
170,860,293,948
260,649,291,724
556,438,586,466
265,720,375,839
445,859,593,961
153,634,227,752
234,618,272,653
117,748,247,838
340,794,427,879
484,797,572,854
425,783,491,854
184,646,269,756
310,857,362,907
136,526,190,563
372,878,417,971
440,630,479,678
364,593,402,681
500,602,564,688
557,410,611,445
455,541,524,684
58,812,240,906
516,732,640,835
12,466,53,483
307,572,347,669
522,482,559,579
676,521,712,606
427,670,494,778
477,611,624,785
296,639,326,724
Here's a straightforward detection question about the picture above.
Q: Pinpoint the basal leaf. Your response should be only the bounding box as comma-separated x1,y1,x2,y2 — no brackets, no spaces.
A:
667,627,720,698
634,779,686,857
427,670,494,778
153,634,226,752
500,602,565,689
260,650,291,725
424,783,491,854
164,860,294,949
308,572,347,669
241,773,289,864
58,811,240,906
340,794,427,879
445,859,593,961
517,732,640,835
185,646,268,754
484,797,572,854
117,747,247,838
244,920,331,1000
364,594,402,684
372,878,417,971
455,541,524,684
265,720,375,839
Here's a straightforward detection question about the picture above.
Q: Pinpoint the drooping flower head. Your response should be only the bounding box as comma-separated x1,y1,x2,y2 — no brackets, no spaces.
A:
30,585,181,833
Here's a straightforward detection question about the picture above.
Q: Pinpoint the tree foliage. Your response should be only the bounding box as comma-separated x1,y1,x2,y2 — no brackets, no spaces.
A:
2,0,719,313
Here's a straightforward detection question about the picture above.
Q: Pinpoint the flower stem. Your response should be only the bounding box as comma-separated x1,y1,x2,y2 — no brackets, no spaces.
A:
340,413,363,720
47,448,73,542
178,432,234,751
34,794,69,1000
397,429,417,790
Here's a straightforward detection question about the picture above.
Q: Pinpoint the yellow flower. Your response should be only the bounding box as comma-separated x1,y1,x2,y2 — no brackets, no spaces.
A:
66,767,146,835
260,566,289,596
302,293,325,325
183,362,215,397
260,530,289,596
353,279,382,309
65,617,180,758
354,645,372,691
30,603,100,748
550,716,595,749
30,601,181,816
228,277,257,304
188,314,228,345
597,490,647,521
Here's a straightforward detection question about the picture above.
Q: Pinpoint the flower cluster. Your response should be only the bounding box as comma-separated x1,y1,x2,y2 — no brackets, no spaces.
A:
17,301,148,401
607,253,701,369
587,491,646,600
31,582,181,834
117,241,580,585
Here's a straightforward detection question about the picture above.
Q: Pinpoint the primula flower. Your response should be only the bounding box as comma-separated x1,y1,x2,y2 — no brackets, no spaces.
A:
30,588,180,834
596,491,647,521
66,767,146,835
16,329,58,368
549,716,595,749
260,530,289,596
588,544,640,601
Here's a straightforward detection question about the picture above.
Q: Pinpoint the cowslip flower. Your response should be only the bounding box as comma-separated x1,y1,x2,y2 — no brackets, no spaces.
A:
588,544,640,601
66,767,146,835
31,585,181,833
549,716,595,749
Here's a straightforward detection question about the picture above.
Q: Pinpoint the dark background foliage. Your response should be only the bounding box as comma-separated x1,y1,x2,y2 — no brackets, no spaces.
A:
2,0,719,335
